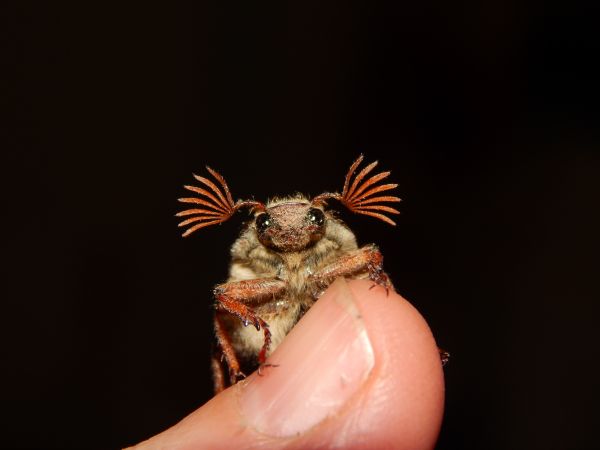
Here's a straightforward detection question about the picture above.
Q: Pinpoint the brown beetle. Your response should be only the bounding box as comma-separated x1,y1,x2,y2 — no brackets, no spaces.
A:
177,155,401,393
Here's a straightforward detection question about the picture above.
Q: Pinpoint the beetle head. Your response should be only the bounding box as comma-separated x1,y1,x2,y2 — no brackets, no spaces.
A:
254,199,326,252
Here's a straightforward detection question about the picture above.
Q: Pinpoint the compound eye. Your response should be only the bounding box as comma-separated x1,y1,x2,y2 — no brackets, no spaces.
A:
307,208,325,226
255,213,272,233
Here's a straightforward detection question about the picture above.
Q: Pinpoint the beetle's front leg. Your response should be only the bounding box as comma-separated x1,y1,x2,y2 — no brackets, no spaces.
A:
213,278,287,365
310,244,393,292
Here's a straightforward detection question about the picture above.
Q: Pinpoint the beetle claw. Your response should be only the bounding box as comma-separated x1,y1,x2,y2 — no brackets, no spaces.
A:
257,363,280,377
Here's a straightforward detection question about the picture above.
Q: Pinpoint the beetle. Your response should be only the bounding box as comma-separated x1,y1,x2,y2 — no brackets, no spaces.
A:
177,155,402,393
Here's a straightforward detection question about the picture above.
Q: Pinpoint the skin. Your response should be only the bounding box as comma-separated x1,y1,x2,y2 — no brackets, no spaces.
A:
130,278,445,450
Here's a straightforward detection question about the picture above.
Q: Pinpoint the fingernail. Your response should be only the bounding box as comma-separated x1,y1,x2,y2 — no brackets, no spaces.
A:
239,278,375,437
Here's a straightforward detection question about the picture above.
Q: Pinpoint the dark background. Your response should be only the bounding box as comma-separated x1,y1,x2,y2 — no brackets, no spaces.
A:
5,2,600,449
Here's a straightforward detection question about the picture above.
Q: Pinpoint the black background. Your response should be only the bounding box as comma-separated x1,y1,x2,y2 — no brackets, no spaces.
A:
5,2,600,449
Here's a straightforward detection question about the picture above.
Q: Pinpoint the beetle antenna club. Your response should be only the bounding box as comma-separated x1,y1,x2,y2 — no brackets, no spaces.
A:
312,154,402,225
176,166,265,237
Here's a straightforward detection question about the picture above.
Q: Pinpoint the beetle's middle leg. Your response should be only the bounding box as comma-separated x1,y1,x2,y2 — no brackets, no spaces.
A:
213,278,287,363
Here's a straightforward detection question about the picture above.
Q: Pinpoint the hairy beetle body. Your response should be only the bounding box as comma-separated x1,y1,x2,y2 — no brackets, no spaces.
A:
178,156,400,392
224,197,363,363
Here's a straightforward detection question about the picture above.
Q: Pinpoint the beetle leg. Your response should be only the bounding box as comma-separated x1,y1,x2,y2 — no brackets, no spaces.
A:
439,348,450,366
210,347,226,393
213,278,287,364
257,363,280,376
213,314,246,387
309,244,393,293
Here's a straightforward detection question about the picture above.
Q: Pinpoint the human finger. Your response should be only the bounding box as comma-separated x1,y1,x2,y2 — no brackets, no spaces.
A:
131,278,444,450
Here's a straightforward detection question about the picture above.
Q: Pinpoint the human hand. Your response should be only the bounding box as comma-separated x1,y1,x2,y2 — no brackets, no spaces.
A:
130,278,445,449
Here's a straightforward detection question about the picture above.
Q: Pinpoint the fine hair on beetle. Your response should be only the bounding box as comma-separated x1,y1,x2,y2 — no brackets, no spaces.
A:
177,155,402,393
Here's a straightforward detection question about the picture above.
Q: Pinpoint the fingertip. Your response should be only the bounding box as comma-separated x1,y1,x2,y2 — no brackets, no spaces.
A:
132,278,445,450
341,279,445,449
241,278,445,448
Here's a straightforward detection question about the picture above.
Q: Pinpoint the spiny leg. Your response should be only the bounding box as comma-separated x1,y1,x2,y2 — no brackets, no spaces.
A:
309,244,393,293
210,347,226,394
213,278,287,364
439,348,450,366
257,363,280,376
213,314,245,387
